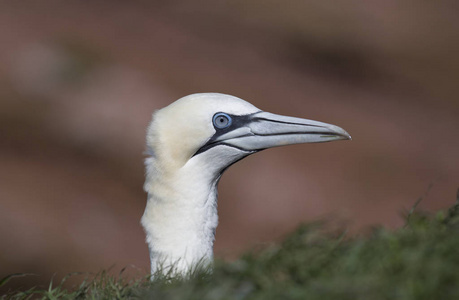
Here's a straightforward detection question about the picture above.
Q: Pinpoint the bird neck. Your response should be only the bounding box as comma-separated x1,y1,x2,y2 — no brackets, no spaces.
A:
141,157,221,276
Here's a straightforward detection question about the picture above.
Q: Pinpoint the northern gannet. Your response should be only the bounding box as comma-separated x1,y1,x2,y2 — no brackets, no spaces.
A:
141,93,351,276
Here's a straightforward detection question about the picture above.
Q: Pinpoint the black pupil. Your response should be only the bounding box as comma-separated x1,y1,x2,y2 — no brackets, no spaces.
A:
219,117,226,123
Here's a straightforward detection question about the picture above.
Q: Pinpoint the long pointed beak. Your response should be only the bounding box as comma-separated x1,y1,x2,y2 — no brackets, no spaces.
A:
217,111,351,151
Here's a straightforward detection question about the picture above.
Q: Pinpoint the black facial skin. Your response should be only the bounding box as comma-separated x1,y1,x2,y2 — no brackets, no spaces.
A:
192,111,338,157
193,112,261,156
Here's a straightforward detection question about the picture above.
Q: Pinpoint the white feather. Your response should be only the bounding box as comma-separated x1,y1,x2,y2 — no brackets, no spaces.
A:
141,92,350,277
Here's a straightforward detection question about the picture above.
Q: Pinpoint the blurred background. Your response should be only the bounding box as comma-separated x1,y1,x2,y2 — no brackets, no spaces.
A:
1,0,458,290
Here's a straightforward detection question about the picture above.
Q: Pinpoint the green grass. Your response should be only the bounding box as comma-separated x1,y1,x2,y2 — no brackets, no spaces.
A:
3,192,459,300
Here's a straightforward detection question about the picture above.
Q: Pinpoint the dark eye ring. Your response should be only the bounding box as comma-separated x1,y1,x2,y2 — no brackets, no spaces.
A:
213,113,232,129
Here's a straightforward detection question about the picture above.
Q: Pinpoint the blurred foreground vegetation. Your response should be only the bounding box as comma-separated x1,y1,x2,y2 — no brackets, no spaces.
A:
3,192,459,300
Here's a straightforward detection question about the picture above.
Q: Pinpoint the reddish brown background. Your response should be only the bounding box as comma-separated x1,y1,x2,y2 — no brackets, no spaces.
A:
1,0,458,290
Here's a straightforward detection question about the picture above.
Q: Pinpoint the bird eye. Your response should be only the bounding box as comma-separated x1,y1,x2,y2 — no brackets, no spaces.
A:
213,113,232,129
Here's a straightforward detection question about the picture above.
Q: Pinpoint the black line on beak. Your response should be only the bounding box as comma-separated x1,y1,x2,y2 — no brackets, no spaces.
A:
251,116,325,128
192,112,259,157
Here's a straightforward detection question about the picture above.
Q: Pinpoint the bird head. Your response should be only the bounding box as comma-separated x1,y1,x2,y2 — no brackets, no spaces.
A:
145,93,351,183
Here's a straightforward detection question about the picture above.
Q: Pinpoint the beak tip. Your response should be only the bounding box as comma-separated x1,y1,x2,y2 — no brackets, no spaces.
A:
334,127,351,141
